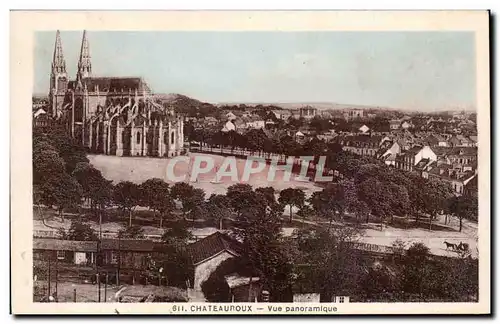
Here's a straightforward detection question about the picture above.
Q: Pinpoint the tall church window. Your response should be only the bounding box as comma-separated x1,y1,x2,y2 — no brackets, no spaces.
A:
74,97,84,123
137,131,141,144
171,132,175,145
164,132,168,145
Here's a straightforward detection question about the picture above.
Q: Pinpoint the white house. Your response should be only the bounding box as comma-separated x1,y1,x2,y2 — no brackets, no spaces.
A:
359,124,370,134
271,110,292,120
226,111,237,120
395,145,437,172
221,120,236,133
378,141,401,166
401,121,412,129
389,119,401,130
34,108,47,118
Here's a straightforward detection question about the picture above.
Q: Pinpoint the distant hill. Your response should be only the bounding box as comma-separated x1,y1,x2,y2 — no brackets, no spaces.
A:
155,93,218,117
215,101,401,111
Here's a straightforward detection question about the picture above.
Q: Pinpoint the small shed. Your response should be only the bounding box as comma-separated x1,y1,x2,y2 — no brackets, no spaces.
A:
225,273,261,302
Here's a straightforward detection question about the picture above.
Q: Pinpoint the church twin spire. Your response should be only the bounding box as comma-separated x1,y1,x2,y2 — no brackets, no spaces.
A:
77,30,92,81
51,30,66,74
51,30,91,82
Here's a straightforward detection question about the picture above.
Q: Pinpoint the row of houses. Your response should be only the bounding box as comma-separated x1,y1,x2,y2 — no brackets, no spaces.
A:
33,233,238,291
270,106,318,121
34,231,358,303
334,133,478,196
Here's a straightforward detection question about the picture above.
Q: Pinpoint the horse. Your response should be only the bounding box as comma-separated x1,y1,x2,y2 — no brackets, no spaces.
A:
443,241,457,250
457,242,470,252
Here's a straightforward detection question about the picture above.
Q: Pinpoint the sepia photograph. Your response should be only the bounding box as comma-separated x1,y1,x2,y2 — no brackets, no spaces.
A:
10,10,490,315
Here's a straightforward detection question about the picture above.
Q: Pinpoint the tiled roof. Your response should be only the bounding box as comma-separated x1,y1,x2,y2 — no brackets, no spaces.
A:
384,154,396,161
33,238,97,252
407,146,423,154
465,175,478,190
415,158,430,169
428,165,476,182
187,232,242,265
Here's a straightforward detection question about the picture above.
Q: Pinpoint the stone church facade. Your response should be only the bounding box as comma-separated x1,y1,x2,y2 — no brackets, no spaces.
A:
48,30,185,157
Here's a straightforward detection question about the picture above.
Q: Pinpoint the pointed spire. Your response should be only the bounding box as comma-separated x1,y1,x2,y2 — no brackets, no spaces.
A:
52,30,66,74
77,30,91,80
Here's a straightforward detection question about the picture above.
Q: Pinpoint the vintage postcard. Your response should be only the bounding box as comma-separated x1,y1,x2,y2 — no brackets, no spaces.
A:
10,11,490,315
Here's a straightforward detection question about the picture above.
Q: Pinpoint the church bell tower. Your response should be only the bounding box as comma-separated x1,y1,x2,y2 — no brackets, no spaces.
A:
49,30,68,117
77,30,92,82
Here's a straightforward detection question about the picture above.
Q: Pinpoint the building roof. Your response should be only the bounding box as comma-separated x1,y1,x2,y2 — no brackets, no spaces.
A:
384,154,396,162
407,145,424,154
100,238,156,252
33,238,97,252
68,77,151,94
341,135,383,144
427,163,476,182
414,158,432,170
271,110,291,116
465,175,478,190
225,273,260,289
34,108,47,118
432,146,477,157
187,231,242,265
359,125,370,133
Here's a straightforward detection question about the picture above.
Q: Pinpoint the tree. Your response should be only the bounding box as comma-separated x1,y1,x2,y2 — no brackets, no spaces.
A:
309,183,344,227
151,221,194,287
207,194,233,230
45,125,89,173
117,224,145,239
72,162,111,213
357,178,409,229
278,188,305,223
296,204,313,223
33,141,66,185
183,188,206,224
92,178,114,226
255,187,276,205
226,184,255,217
292,226,363,302
113,181,140,227
140,178,172,228
170,182,195,202
245,129,268,156
401,242,430,298
302,137,328,164
421,179,454,231
232,194,292,301
309,116,333,134
161,220,193,247
38,172,83,221
63,220,98,241
449,195,478,232
361,261,397,300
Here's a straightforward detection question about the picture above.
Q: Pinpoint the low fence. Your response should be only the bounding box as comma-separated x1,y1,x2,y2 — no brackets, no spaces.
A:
34,230,209,243
349,242,396,255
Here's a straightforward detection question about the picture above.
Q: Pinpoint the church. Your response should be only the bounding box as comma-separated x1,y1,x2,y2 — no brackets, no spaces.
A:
47,30,185,157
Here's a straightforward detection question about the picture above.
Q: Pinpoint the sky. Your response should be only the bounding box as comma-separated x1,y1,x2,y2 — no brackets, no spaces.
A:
34,31,476,111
